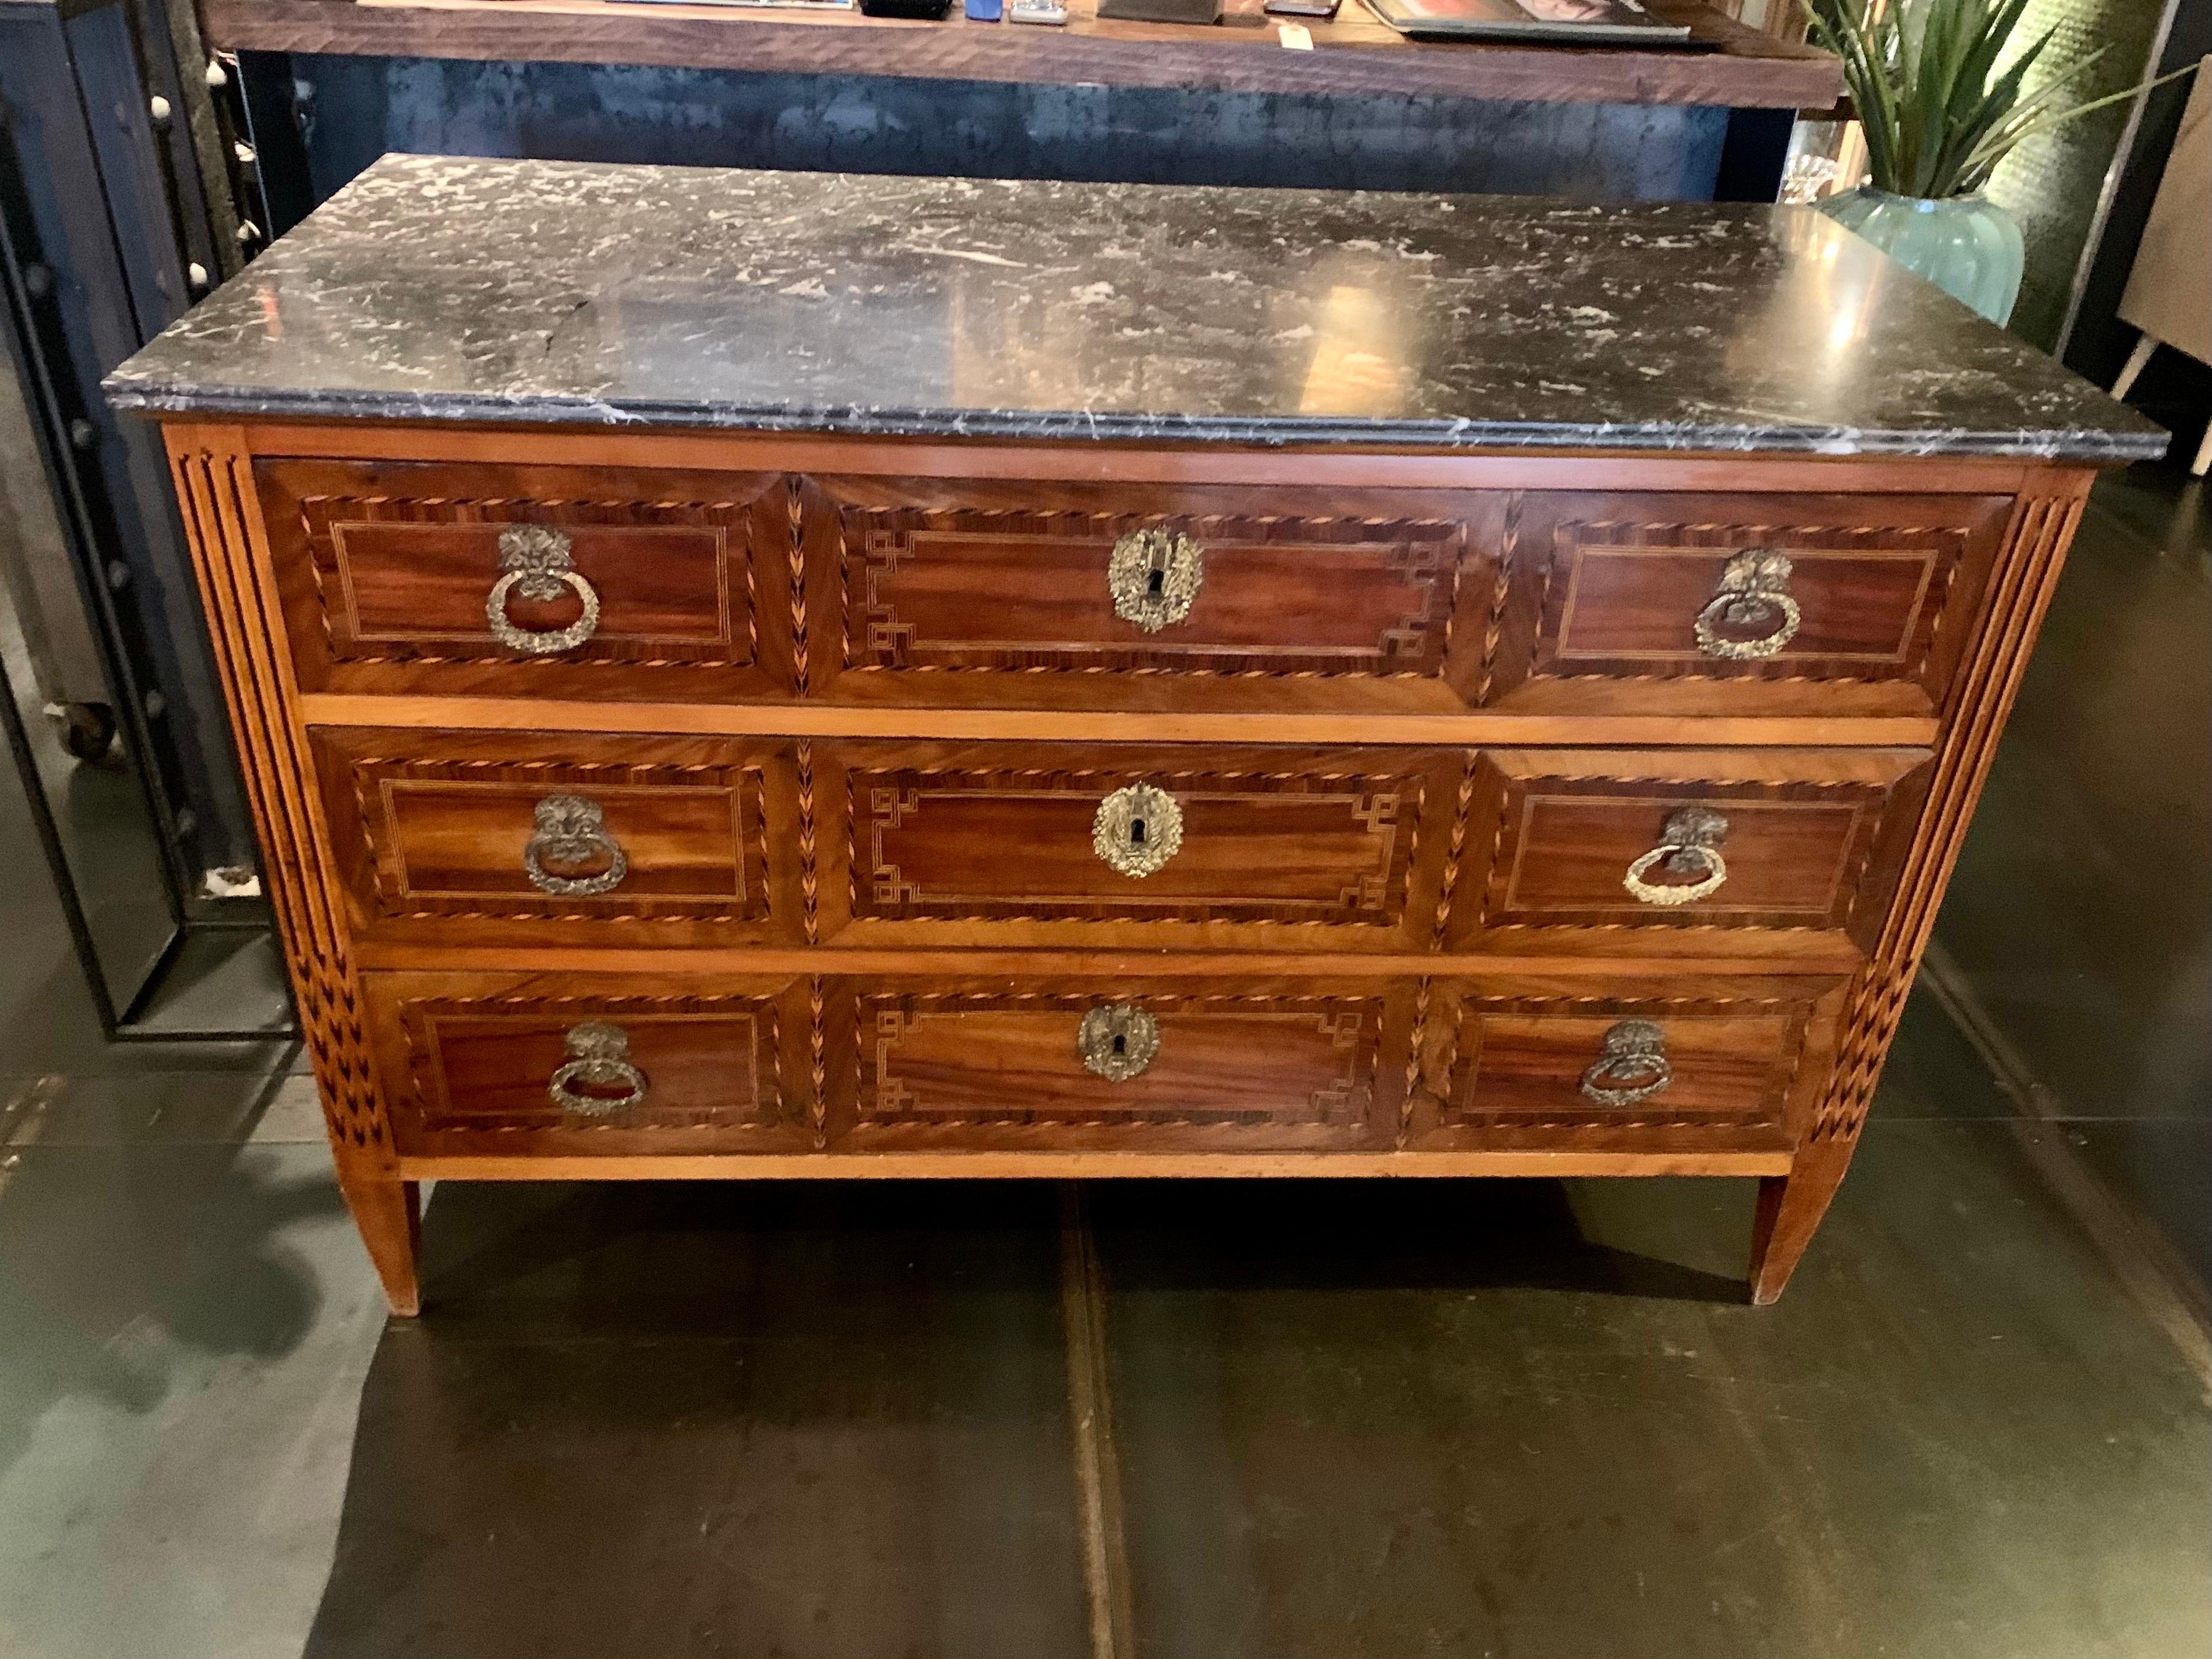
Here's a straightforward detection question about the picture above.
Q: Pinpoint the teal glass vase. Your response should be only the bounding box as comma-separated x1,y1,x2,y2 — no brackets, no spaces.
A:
1815,186,2026,325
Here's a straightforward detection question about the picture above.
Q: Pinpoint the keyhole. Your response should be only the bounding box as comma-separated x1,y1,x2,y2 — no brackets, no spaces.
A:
1147,566,1165,596
1130,817,1146,845
1112,1033,1127,1056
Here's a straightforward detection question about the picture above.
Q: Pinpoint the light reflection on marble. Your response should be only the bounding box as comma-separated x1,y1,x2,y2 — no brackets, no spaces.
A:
106,154,2168,463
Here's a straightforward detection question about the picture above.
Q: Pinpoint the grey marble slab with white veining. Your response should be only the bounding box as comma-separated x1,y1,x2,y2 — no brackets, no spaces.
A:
105,154,2167,462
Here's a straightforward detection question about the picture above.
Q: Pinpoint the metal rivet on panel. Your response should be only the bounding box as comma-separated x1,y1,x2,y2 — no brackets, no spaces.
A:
105,561,130,590
23,264,52,298
68,419,96,450
187,262,209,290
148,94,172,124
143,690,166,717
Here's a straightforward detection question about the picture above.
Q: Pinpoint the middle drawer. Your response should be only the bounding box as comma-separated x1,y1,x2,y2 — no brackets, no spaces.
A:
314,733,1930,957
815,742,1464,953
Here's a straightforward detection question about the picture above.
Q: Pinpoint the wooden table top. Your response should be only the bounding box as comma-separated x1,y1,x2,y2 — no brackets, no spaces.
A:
202,0,1843,108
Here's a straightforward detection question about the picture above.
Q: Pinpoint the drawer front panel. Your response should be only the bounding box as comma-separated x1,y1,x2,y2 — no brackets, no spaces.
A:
314,729,796,945
256,458,795,697
820,743,1458,950
828,979,1415,1151
1447,747,1932,955
1484,491,2011,716
808,477,1494,711
1408,978,1845,1152
365,972,813,1156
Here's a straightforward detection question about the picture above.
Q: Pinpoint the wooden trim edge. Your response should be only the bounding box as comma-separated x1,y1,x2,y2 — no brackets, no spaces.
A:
400,1149,1795,1179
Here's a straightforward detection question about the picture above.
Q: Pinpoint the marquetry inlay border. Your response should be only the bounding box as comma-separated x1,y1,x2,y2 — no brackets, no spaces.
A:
829,500,1467,679
847,763,1422,927
854,989,1384,1130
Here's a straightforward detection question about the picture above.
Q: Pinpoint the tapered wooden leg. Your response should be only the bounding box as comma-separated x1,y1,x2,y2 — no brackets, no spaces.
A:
1748,1141,1855,1305
336,1165,422,1316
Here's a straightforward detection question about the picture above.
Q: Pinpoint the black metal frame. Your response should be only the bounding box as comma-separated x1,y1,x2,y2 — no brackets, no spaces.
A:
0,0,292,1040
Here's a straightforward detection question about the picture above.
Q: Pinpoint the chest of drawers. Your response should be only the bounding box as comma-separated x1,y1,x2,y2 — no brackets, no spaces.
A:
110,158,2164,1313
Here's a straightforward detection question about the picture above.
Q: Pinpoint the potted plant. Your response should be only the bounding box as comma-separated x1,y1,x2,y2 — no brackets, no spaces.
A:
1805,0,2179,325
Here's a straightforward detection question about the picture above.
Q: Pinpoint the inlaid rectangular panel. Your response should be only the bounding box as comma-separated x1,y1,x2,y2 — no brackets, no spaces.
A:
363,971,815,1158
1444,747,1933,957
823,978,1416,1152
1406,976,1847,1153
1479,490,2012,717
254,457,797,699
312,729,798,947
803,476,1497,713
815,742,1459,951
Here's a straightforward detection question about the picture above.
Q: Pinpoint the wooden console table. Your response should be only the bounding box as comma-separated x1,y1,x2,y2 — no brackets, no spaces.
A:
201,0,1841,106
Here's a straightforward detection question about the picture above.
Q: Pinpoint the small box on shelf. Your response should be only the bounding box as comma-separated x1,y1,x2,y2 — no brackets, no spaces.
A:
1098,0,1223,17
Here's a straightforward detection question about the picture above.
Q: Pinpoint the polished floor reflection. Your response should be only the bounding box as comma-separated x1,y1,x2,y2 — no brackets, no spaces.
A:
0,472,2206,1659
1937,465,2212,1287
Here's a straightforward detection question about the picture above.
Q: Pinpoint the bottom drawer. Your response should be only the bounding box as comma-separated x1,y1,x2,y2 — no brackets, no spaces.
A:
1408,976,1848,1152
364,971,814,1156
825,978,1419,1152
361,969,1840,1162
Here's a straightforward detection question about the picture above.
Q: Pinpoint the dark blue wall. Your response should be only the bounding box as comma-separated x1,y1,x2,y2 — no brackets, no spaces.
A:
279,54,1732,207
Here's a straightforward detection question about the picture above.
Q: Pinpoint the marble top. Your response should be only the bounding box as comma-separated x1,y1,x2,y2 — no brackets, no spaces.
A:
107,154,2167,463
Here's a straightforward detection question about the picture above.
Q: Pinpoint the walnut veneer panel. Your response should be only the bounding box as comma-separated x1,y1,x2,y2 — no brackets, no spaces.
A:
822,977,1416,1153
312,728,805,948
804,475,1498,714
365,970,815,1158
1445,746,1933,957
1405,976,1846,1154
1483,490,2013,717
255,457,799,701
815,741,1461,952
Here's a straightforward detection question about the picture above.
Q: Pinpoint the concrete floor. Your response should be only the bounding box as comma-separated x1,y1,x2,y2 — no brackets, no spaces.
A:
0,475,2206,1659
1936,465,2212,1288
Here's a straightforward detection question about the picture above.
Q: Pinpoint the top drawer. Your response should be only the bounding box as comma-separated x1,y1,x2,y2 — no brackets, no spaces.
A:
1482,490,2013,718
254,458,799,699
802,476,1495,714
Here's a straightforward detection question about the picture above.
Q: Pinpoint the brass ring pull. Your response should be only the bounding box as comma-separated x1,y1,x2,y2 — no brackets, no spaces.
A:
1580,1019,1673,1107
1078,1003,1160,1083
1694,550,1800,661
1107,527,1204,633
487,525,600,654
523,793,628,898
1622,804,1730,907
547,1021,649,1115
1092,782,1184,878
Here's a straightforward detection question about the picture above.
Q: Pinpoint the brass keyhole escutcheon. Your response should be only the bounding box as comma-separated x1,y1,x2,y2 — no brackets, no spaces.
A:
1078,1003,1160,1083
1107,527,1204,632
1093,783,1184,878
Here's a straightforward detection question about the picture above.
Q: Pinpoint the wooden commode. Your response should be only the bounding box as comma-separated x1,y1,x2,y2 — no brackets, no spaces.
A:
107,156,2167,1312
